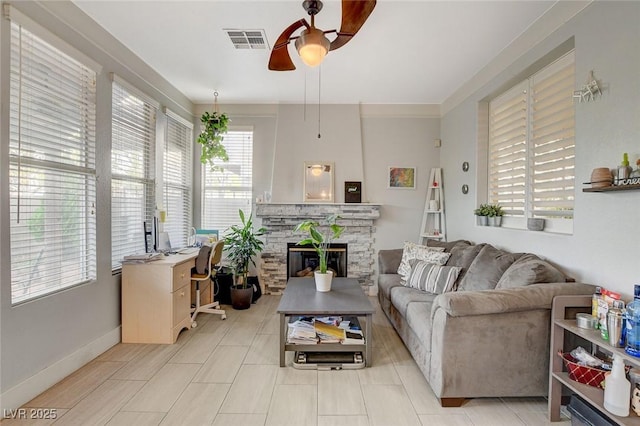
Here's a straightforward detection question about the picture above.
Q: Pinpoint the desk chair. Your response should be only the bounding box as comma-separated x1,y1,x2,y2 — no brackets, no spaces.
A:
191,241,226,327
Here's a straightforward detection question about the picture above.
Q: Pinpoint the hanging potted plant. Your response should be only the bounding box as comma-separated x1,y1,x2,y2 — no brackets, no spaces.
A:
197,110,229,170
294,215,345,292
223,209,266,310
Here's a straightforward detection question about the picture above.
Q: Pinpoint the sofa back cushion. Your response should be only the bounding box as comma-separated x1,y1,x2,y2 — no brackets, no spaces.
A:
496,253,566,288
426,239,472,253
378,248,404,274
456,244,523,292
446,243,484,284
405,259,462,294
397,241,448,282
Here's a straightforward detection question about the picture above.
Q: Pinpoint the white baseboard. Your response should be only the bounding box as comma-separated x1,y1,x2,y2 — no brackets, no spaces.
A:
1,326,121,412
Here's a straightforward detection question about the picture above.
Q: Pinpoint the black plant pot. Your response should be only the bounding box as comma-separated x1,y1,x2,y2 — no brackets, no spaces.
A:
230,285,253,310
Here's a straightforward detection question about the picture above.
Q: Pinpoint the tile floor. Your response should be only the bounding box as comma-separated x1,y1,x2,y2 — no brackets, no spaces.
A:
3,295,571,425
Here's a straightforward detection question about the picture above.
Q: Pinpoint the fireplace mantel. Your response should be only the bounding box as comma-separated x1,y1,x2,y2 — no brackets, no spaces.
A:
255,203,381,294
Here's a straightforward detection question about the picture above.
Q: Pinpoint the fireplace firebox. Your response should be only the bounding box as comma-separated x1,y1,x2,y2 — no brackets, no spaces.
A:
287,243,347,278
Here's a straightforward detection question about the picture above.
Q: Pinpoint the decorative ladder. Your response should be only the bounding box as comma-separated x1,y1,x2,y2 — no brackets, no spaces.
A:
419,168,446,244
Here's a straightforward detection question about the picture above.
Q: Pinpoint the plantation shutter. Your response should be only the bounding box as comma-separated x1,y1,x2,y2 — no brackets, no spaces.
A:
163,109,193,247
529,52,575,219
202,129,253,234
488,81,528,217
8,20,97,304
111,77,157,269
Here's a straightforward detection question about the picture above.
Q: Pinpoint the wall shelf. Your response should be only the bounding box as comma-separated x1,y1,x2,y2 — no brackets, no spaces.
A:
583,184,640,193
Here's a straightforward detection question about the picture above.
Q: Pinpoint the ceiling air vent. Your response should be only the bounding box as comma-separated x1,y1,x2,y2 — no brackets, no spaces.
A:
224,29,270,50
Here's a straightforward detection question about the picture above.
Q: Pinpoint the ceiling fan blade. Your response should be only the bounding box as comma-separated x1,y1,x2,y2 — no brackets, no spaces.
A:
329,0,376,51
268,19,307,71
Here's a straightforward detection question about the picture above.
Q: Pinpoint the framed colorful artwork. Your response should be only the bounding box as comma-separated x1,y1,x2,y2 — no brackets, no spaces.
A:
388,167,416,189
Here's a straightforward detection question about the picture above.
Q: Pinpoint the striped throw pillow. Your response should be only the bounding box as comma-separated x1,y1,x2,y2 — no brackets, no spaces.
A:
405,259,462,294
397,241,448,282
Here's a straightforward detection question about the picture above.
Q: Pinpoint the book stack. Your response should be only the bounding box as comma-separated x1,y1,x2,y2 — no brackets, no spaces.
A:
286,316,365,345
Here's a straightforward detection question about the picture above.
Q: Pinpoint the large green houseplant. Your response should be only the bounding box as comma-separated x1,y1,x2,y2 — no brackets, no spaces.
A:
223,209,266,309
294,215,345,292
197,111,229,170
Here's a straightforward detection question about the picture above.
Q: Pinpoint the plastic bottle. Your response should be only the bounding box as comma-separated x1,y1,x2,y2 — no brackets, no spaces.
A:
626,285,640,357
617,153,633,185
592,286,602,329
604,354,630,417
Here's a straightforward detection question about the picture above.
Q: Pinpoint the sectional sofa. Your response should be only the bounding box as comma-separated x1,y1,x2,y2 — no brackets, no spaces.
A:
377,240,594,406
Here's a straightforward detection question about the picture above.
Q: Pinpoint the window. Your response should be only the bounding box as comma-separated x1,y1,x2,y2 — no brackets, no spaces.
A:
202,128,253,233
163,110,193,247
9,22,97,304
111,78,157,269
488,51,575,233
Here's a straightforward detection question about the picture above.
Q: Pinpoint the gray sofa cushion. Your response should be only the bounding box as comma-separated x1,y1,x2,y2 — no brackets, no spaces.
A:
496,253,566,288
446,243,484,269
457,244,523,292
390,286,438,318
378,249,403,274
405,301,435,352
426,239,472,253
378,274,403,300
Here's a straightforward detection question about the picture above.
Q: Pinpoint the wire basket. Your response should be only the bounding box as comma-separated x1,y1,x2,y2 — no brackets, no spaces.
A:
559,351,608,389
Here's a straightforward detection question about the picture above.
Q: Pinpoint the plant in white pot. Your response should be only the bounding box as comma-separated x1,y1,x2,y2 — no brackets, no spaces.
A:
294,215,345,292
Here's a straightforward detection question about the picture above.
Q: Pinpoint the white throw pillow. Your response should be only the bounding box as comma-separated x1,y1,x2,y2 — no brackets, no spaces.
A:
405,260,462,294
397,241,449,283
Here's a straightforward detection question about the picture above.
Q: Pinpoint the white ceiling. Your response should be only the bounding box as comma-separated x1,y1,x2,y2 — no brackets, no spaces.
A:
73,0,556,105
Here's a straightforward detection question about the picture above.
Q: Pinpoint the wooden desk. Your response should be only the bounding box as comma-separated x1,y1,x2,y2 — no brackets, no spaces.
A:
121,252,197,344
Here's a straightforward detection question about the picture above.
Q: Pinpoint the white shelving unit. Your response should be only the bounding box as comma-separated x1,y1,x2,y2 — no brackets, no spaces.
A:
419,168,446,244
549,295,640,425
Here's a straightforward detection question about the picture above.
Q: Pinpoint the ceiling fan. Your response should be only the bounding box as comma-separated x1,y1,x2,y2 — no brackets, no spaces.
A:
268,0,376,71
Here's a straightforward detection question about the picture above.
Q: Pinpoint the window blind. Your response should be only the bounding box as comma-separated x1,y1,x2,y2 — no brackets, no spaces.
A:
163,110,193,248
9,21,97,304
202,129,253,234
111,80,157,269
488,81,528,217
530,52,575,219
488,51,575,229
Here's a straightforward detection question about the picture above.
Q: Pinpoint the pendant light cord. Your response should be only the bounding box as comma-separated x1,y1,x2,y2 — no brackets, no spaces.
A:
317,66,321,139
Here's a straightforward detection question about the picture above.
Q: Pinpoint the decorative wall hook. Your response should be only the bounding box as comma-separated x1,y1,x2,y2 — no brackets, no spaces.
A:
573,70,601,103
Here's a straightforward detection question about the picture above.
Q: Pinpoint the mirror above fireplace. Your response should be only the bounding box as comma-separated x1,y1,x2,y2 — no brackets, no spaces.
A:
304,161,334,203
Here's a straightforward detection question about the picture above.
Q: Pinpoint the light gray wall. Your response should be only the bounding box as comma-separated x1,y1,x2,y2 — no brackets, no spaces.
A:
0,1,194,402
192,104,440,253
441,1,640,297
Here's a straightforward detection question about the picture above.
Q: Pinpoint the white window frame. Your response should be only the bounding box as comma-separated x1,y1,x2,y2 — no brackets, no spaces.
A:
487,51,575,234
201,127,254,234
7,16,98,304
111,76,158,269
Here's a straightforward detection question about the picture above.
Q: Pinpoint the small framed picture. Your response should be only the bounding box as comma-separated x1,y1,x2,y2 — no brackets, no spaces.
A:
388,167,416,189
344,181,362,203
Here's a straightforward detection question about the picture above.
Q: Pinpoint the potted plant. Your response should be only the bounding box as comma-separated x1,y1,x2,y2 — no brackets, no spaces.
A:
474,204,490,226
486,204,505,226
223,209,266,309
294,215,345,292
197,111,229,171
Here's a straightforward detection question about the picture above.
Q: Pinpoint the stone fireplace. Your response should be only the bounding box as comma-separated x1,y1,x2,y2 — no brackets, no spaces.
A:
255,203,381,294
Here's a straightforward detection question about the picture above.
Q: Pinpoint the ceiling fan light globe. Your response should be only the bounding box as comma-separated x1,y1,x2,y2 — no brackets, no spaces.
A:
295,28,330,67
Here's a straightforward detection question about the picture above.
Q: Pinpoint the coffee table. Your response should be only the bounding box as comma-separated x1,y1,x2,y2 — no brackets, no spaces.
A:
277,277,375,367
